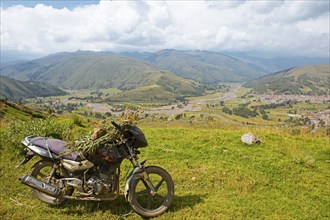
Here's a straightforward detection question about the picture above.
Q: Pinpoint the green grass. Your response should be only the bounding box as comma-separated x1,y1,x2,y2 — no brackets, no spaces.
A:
0,101,45,122
188,91,224,101
2,105,32,121
111,86,179,103
0,118,329,219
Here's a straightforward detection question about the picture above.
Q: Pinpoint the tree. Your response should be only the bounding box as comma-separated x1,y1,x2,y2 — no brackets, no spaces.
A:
232,106,258,118
262,113,269,120
222,107,232,115
47,107,55,115
175,114,182,120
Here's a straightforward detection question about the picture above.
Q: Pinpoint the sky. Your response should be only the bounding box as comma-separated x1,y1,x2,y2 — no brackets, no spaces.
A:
1,0,329,62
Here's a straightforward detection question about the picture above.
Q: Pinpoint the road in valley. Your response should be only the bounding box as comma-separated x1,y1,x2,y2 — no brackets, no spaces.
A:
196,85,241,104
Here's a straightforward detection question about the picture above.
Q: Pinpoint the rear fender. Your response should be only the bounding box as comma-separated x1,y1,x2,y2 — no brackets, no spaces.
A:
16,148,35,168
16,145,57,168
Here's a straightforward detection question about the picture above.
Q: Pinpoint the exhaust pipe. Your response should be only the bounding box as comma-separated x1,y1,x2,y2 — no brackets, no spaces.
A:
19,175,62,197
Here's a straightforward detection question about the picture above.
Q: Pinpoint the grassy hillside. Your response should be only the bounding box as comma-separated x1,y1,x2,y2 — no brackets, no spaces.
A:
111,85,183,103
244,64,330,95
0,51,202,101
127,49,266,83
0,76,66,101
0,99,45,121
0,117,329,219
1,52,198,88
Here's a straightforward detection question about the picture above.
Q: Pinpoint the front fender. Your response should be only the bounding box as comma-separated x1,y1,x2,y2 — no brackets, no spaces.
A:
124,166,143,202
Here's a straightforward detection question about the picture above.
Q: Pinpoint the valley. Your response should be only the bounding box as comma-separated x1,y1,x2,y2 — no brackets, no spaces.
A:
14,81,329,130
1,51,329,130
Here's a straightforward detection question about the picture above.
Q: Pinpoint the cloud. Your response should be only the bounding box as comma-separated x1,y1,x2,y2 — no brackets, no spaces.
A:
1,0,329,58
205,1,246,10
277,1,329,22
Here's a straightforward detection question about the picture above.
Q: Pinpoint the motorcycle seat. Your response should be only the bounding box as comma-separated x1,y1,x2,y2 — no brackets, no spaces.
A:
29,136,81,161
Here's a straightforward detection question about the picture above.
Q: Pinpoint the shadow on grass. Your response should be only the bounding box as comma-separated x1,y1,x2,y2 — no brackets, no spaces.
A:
169,193,205,212
56,196,131,217
55,193,205,218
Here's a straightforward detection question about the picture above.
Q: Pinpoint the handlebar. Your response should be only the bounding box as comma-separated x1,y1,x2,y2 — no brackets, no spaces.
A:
111,121,122,131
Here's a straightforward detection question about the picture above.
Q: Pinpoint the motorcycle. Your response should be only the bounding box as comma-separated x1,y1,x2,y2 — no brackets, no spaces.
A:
17,121,174,218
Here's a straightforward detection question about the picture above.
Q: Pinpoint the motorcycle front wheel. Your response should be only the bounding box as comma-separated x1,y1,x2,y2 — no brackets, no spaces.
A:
29,160,73,205
128,166,174,218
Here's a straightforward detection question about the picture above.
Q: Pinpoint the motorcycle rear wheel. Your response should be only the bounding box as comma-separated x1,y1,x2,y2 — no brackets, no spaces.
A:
29,160,73,205
128,166,174,218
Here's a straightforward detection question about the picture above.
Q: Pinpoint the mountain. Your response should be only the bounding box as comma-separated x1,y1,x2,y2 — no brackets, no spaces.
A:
123,49,267,83
243,64,330,95
0,76,66,101
0,60,28,68
0,51,201,101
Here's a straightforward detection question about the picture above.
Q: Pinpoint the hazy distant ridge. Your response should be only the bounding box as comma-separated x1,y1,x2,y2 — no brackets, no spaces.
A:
123,49,267,83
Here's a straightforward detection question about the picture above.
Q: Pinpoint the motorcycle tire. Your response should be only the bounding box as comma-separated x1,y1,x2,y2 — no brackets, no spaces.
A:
29,160,73,205
128,166,174,218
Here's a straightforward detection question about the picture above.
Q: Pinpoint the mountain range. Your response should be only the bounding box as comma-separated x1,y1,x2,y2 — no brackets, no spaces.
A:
1,49,329,101
244,64,330,95
0,50,268,87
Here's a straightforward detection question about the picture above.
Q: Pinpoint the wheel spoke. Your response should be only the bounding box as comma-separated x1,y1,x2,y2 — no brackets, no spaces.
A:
147,196,152,210
141,179,149,189
154,193,165,201
135,189,150,197
155,178,165,191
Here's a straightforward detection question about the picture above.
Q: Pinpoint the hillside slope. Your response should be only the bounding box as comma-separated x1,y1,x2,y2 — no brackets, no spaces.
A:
124,49,267,83
0,120,329,219
0,76,66,101
0,99,44,120
243,64,330,95
0,51,201,99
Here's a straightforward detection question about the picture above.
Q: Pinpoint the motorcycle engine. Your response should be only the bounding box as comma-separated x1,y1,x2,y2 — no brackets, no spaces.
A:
86,176,112,195
86,168,117,195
